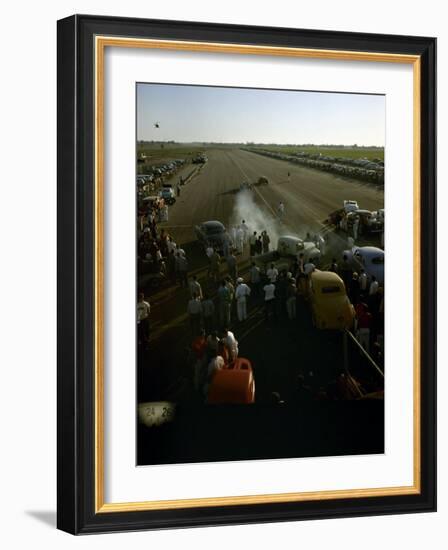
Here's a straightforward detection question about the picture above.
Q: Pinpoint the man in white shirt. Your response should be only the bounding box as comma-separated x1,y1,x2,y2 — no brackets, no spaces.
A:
189,275,203,299
278,201,285,220
236,226,244,254
187,293,202,337
369,276,379,296
235,277,251,321
317,234,326,255
263,281,276,321
266,263,279,283
304,261,315,275
358,269,368,295
204,354,225,398
166,236,177,254
137,292,151,345
241,220,249,243
222,328,239,361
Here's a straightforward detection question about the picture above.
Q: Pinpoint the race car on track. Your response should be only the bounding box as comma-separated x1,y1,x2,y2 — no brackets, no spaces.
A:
194,220,232,254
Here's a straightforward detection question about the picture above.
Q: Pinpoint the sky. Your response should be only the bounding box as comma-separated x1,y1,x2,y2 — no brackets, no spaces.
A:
137,83,385,146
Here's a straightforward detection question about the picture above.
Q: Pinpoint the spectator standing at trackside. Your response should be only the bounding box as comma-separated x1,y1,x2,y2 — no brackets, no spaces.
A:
368,276,379,311
262,230,271,253
275,270,288,317
217,280,232,328
205,242,214,278
358,268,368,296
278,201,285,220
235,277,251,322
249,262,261,297
286,274,297,320
241,220,249,244
222,233,231,259
222,328,239,361
167,235,177,254
369,275,379,297
226,250,238,282
255,235,263,256
202,294,215,333
349,272,360,305
304,259,316,276
236,225,244,254
249,231,257,256
167,249,176,282
339,254,352,287
209,249,221,283
266,263,279,284
137,292,151,345
206,331,220,358
189,275,203,299
176,251,189,288
356,307,372,353
187,292,203,337
263,280,276,321
204,352,225,398
353,215,360,240
329,258,338,273
296,252,305,275
205,242,214,260
317,234,326,255
225,277,235,319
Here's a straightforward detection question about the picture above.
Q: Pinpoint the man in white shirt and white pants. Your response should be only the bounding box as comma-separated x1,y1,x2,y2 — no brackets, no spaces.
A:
235,277,251,321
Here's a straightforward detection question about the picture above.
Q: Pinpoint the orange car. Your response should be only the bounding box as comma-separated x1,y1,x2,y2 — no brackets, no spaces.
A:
207,358,255,404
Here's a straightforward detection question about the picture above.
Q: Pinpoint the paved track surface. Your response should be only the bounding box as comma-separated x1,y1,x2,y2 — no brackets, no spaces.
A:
138,148,385,465
161,148,384,245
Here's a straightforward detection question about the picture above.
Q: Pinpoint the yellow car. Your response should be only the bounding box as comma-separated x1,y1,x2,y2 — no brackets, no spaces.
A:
308,270,355,330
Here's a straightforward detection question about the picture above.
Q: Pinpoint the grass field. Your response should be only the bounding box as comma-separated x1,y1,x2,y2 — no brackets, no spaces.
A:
137,143,208,165
249,144,384,161
137,142,385,164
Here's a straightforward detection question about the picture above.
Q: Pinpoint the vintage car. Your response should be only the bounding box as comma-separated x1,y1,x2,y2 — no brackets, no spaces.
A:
159,184,176,205
307,270,355,330
343,199,359,213
342,209,383,235
207,358,255,404
257,175,269,186
194,220,231,253
343,246,384,285
239,180,253,191
254,235,321,274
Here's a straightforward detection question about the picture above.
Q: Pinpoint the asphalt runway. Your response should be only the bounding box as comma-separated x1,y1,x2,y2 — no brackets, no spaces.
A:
161,148,384,246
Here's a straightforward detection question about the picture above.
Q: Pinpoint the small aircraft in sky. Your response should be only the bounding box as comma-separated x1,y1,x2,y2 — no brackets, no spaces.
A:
154,122,160,128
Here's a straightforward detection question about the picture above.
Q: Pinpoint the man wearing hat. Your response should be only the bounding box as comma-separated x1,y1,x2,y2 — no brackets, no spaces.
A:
235,277,251,322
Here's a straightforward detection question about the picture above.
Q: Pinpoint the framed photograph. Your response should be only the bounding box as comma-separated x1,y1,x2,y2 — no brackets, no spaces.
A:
57,14,436,534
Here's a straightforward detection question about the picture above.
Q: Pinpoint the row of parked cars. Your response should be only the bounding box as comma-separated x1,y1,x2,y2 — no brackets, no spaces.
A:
246,148,384,185
137,158,186,186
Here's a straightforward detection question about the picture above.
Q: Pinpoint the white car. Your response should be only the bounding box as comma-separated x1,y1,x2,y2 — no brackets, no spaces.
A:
343,200,359,213
343,246,384,284
159,185,176,205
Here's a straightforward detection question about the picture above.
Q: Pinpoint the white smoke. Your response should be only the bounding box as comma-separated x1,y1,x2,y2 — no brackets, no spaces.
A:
230,189,281,246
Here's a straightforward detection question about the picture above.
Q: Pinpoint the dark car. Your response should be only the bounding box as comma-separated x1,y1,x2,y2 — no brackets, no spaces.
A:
194,220,231,253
